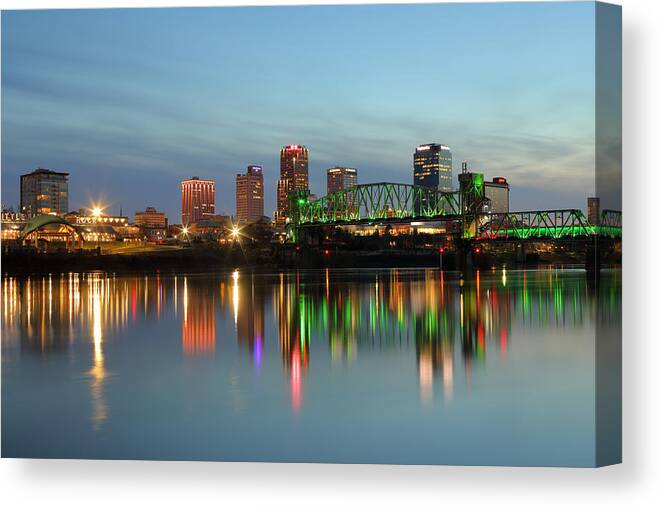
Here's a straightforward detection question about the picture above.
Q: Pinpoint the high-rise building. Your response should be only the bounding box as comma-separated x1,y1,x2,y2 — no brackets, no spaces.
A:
20,168,69,216
484,177,510,213
236,165,264,224
181,177,215,225
413,144,452,192
326,167,358,194
275,144,308,226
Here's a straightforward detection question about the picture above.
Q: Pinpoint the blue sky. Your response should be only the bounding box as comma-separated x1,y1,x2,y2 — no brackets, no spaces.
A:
1,2,597,222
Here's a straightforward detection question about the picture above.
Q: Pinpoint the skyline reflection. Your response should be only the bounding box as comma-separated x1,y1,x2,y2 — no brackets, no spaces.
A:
182,276,216,356
1,268,621,420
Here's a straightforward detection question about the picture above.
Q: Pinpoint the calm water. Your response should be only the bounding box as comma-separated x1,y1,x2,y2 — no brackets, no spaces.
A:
1,268,621,466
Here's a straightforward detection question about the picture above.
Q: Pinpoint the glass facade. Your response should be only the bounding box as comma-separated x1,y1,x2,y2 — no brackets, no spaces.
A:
326,167,358,194
413,144,452,192
484,178,510,214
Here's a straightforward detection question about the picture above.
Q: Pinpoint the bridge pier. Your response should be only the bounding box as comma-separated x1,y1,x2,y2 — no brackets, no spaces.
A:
515,241,527,266
585,236,602,277
454,240,474,272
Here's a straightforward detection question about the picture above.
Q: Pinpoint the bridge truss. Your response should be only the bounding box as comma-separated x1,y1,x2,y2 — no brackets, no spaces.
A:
291,182,622,241
293,183,463,225
475,210,591,240
473,209,622,240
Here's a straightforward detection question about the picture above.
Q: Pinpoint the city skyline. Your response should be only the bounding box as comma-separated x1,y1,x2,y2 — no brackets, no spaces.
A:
2,3,599,222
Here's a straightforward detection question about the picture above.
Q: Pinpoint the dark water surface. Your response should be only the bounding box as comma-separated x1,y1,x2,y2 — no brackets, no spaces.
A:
1,268,620,466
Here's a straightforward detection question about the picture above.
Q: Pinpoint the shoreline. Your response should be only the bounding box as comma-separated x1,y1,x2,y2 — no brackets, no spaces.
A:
1,246,621,277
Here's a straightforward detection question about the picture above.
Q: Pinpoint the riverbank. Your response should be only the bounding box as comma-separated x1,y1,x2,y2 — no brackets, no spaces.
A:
1,245,267,275
1,243,620,276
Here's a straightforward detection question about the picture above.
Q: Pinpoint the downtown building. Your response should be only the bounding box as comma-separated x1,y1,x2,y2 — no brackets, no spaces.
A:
135,206,168,241
20,168,69,216
587,197,601,225
484,177,510,214
326,166,358,194
235,165,264,224
413,144,453,192
275,144,308,226
181,176,215,225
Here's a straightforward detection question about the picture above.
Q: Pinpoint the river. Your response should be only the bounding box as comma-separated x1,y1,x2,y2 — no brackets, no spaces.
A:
1,268,621,466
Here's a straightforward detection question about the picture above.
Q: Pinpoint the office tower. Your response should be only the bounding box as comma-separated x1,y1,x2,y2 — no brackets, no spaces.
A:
20,168,69,216
275,144,308,226
413,144,453,192
326,167,358,194
484,177,510,213
236,165,264,224
181,177,215,225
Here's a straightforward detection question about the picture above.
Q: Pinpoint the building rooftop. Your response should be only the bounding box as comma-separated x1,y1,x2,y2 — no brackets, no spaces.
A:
23,168,69,177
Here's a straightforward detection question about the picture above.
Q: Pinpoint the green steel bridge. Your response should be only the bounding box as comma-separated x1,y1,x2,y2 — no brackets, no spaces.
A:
473,208,621,241
290,178,622,241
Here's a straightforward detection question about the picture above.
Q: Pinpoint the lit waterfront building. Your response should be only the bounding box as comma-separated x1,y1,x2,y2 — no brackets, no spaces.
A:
67,210,129,227
65,209,137,242
20,168,69,216
181,177,215,225
236,165,264,224
275,145,308,226
484,177,510,213
413,144,452,192
189,215,232,236
326,167,358,194
0,211,28,242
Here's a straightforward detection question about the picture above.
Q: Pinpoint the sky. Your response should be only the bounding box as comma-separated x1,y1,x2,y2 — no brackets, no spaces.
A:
1,2,599,222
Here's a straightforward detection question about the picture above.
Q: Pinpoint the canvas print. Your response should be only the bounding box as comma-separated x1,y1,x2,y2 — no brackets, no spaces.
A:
0,2,621,467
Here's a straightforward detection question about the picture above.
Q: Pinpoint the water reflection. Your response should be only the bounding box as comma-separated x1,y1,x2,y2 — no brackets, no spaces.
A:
88,274,108,431
1,268,621,423
182,276,216,356
236,273,265,369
